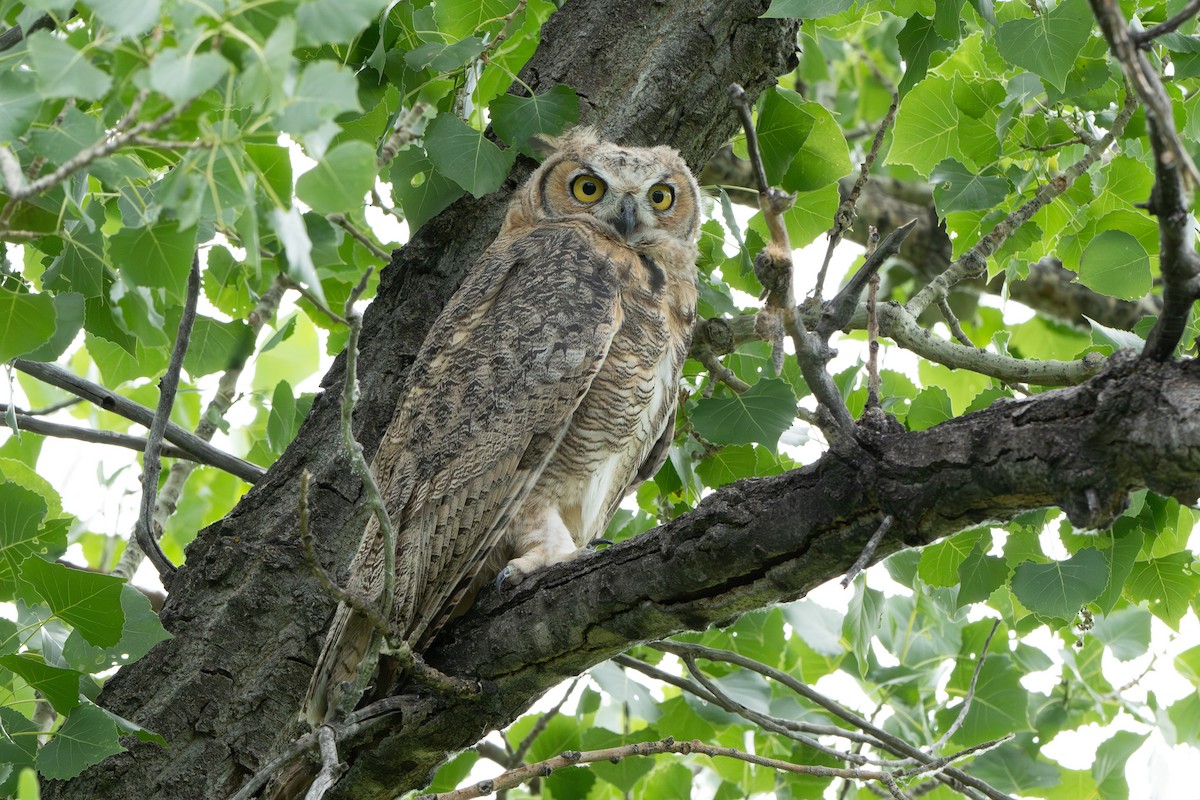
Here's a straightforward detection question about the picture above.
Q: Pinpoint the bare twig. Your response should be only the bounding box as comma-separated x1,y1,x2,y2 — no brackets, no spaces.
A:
1134,0,1200,45
865,227,883,415
814,92,898,301
1090,0,1200,359
228,696,411,800
653,641,1016,800
936,297,975,347
840,514,893,588
12,360,264,484
111,277,286,580
906,89,1138,318
378,103,431,168
929,620,1001,754
512,677,581,765
327,214,392,262
414,737,897,800
0,408,214,463
133,254,201,580
729,83,858,448
299,470,389,640
1,100,191,203
306,725,345,800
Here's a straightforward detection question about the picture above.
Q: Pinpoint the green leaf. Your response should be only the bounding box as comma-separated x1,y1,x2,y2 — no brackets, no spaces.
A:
1092,605,1151,662
183,316,255,378
897,13,953,96
996,0,1093,92
755,87,814,186
26,32,112,101
957,542,1010,607
907,385,953,431
148,48,230,104
0,70,43,142
62,586,172,672
30,106,103,165
20,293,83,363
782,100,851,191
390,146,465,230
36,704,125,780
0,481,51,596
892,75,959,177
1078,230,1151,302
0,288,57,363
1091,730,1147,800
690,378,797,450
276,61,363,135
21,557,125,647
919,528,986,587
1127,552,1200,630
1011,547,1108,620
296,141,379,215
491,85,580,155
88,0,161,37
843,577,883,666
0,654,81,713
938,654,1032,743
108,222,198,299
267,380,296,454
296,0,388,46
761,0,854,18
931,158,1011,213
404,37,487,72
0,708,39,794
433,0,519,39
270,206,327,308
424,114,516,198
969,740,1061,794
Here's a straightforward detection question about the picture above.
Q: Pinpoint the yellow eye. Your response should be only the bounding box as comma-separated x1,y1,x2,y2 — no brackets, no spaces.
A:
648,183,674,210
571,174,606,203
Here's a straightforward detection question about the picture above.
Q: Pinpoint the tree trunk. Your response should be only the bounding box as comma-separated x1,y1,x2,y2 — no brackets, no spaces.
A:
42,1,800,798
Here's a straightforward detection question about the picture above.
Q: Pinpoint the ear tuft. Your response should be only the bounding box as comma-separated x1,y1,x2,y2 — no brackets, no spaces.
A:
531,125,600,157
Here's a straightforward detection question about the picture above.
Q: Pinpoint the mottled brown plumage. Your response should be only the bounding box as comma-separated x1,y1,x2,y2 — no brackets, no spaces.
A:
303,128,699,724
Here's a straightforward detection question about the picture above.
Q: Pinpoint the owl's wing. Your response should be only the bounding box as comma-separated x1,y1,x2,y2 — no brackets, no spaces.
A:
305,221,622,722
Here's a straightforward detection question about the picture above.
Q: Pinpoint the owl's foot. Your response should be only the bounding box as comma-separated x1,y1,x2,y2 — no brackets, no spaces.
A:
495,544,588,589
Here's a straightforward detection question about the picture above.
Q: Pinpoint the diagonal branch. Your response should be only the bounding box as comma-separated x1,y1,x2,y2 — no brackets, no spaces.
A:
1090,0,1200,360
133,254,201,580
12,359,264,484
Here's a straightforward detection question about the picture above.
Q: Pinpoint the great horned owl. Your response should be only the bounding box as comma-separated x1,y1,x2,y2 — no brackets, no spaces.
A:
303,127,700,724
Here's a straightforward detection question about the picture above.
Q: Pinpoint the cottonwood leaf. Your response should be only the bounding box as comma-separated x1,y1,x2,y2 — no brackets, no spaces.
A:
0,654,81,713
1011,547,1108,620
36,704,125,780
21,557,125,647
404,37,487,72
0,289,57,363
295,140,378,215
490,85,580,155
690,378,797,450
425,114,515,198
892,75,959,176
957,542,1010,607
296,0,388,46
148,49,230,104
996,0,1093,92
1078,230,1151,301
87,0,161,37
26,32,111,101
1126,552,1200,630
931,158,1011,213
108,222,198,299
390,147,465,230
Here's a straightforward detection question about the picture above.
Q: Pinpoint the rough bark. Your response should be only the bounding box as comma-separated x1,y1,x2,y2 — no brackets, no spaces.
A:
42,1,799,799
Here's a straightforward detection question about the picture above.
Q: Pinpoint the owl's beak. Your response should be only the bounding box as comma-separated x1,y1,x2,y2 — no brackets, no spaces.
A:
615,194,638,239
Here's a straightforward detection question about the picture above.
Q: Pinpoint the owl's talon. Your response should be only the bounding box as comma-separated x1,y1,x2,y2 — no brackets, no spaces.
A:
589,537,614,549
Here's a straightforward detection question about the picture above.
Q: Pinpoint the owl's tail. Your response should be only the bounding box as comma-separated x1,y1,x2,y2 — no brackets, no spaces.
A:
302,602,380,726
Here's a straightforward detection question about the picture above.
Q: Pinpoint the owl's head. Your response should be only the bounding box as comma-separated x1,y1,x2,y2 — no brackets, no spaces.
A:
515,127,702,246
